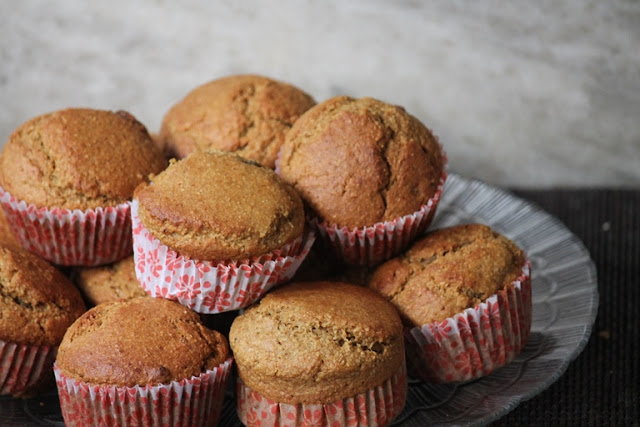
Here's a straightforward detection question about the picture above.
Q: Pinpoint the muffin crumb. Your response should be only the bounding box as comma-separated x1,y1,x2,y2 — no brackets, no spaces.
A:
368,224,525,326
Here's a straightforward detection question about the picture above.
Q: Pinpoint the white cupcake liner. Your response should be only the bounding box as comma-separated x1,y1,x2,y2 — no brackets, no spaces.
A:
237,361,407,427
131,200,315,314
311,169,447,267
0,339,57,397
0,186,132,266
55,358,233,427
406,261,532,383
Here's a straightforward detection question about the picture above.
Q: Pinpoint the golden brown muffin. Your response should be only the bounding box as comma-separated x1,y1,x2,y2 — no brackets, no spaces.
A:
74,256,146,306
279,96,443,228
0,244,86,347
229,281,405,404
367,224,525,327
0,108,167,210
56,297,229,387
134,150,305,260
159,74,316,168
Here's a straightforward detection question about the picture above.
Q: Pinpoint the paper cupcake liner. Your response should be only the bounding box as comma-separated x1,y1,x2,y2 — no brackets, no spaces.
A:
55,358,233,427
131,200,316,314
406,261,532,383
311,170,447,267
237,362,407,427
0,186,132,266
0,339,57,397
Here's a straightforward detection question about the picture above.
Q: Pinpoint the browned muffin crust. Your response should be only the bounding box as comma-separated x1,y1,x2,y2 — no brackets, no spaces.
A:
56,297,229,387
278,96,443,228
367,224,525,327
134,150,305,260
229,281,405,404
74,256,146,306
0,108,167,210
0,244,86,346
0,209,19,247
159,74,316,168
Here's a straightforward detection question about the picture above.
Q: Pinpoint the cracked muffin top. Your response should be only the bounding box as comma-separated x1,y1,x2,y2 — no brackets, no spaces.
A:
0,108,167,210
229,281,404,404
134,150,305,260
159,74,316,168
56,296,229,387
74,256,146,306
0,244,86,346
278,96,444,228
367,224,526,327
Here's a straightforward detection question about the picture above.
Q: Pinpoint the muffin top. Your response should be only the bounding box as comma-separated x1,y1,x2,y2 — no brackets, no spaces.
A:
159,74,316,168
278,96,443,228
134,150,305,260
0,244,86,346
367,224,525,327
74,256,147,306
0,108,167,210
229,281,404,404
56,297,230,387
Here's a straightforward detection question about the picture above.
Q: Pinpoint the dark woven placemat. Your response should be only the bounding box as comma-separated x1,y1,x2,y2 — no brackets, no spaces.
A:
493,189,640,426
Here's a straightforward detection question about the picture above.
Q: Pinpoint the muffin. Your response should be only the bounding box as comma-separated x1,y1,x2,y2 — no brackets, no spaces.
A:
55,297,232,426
159,74,316,168
367,223,532,383
0,243,86,397
132,150,315,313
0,208,18,247
0,108,167,266
74,256,146,306
278,96,446,266
230,281,407,426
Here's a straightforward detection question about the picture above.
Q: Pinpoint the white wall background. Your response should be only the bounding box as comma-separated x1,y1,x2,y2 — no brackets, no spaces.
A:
1,0,639,188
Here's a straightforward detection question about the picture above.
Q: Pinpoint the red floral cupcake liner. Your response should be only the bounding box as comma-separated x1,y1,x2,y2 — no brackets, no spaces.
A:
310,169,447,267
237,362,407,427
54,358,233,427
0,186,132,266
406,261,532,383
0,339,57,397
131,200,316,314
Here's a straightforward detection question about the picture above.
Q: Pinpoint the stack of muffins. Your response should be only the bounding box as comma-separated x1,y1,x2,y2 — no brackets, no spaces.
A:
0,74,532,427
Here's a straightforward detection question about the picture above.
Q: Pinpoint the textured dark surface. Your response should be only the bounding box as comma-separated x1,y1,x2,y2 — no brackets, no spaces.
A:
494,189,639,426
0,189,637,425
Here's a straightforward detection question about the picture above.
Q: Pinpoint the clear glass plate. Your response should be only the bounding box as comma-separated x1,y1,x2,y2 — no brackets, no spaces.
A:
0,173,599,426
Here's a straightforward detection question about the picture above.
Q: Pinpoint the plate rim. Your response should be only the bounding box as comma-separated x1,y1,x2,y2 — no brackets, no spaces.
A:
392,172,599,426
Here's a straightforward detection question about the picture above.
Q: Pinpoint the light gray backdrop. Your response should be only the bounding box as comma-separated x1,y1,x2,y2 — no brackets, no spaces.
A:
2,0,638,187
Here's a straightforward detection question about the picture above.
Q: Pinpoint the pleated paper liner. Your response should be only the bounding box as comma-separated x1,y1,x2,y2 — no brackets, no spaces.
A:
237,362,407,427
275,143,447,268
131,200,316,314
0,186,132,266
55,358,233,427
310,170,446,267
406,261,532,383
0,339,57,398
